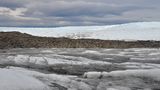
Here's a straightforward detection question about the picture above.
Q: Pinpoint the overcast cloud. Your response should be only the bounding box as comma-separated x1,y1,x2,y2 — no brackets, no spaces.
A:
0,0,160,27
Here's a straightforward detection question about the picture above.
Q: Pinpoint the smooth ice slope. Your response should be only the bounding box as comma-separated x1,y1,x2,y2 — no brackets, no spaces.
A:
0,68,50,90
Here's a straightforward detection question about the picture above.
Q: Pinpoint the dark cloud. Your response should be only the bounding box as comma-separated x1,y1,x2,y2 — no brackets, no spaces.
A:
0,0,28,9
0,0,160,27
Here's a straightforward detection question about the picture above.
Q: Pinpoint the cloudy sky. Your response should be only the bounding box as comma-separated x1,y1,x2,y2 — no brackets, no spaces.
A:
0,0,160,27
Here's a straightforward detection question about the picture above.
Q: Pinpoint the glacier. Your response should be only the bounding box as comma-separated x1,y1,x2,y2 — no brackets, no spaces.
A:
1,48,160,90
0,22,160,41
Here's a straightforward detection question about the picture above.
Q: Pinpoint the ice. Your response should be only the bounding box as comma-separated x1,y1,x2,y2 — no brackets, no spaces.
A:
4,54,111,67
1,22,160,40
83,71,102,79
0,68,50,90
41,50,53,53
107,88,119,90
83,69,160,80
106,87,131,90
106,69,160,81
82,50,103,55
7,66,92,90
1,48,160,89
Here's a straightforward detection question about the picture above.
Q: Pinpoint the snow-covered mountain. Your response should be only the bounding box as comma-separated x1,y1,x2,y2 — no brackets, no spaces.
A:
0,22,160,41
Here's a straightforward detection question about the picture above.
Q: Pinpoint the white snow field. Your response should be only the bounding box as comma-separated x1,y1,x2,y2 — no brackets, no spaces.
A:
1,48,160,90
0,22,160,40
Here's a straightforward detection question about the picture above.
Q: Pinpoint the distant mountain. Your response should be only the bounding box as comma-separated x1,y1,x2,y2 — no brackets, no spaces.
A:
0,22,160,41
1,32,160,48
